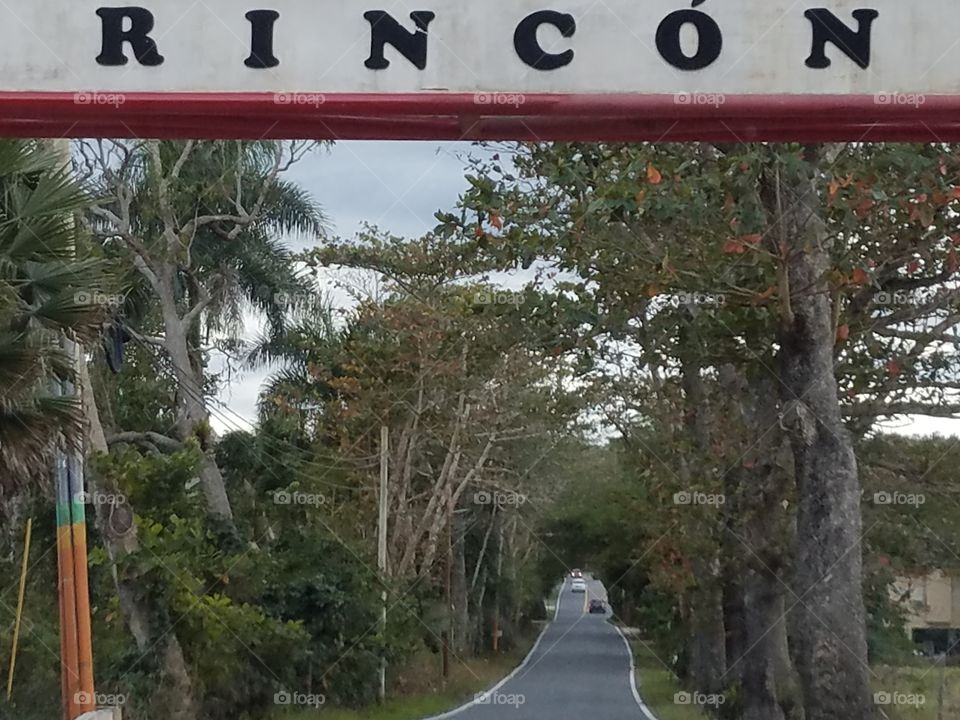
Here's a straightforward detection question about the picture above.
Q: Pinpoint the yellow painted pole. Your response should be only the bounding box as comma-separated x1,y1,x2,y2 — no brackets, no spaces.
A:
6,518,33,701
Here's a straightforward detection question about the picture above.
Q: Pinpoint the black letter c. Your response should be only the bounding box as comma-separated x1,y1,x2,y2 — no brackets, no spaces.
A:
514,11,576,70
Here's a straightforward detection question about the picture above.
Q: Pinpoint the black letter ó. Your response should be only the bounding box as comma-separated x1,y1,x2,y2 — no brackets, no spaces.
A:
656,9,722,71
96,7,164,66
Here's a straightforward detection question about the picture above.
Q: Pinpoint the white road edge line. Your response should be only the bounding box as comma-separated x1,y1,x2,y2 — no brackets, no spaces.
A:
613,623,661,720
419,581,565,720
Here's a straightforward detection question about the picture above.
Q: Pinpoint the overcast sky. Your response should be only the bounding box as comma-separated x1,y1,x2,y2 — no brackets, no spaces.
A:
209,141,960,440
211,141,474,435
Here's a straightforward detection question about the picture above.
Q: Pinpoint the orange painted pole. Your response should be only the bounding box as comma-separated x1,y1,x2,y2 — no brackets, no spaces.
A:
53,138,96,720
58,560,68,718
70,453,95,714
56,499,81,720
57,418,96,720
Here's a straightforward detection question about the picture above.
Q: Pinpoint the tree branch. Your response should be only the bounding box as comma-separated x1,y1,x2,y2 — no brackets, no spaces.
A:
107,432,185,452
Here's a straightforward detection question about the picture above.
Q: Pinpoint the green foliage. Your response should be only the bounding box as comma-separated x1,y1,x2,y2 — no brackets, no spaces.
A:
259,531,410,707
174,592,308,720
0,507,62,720
14,134,960,720
85,444,411,718
865,565,915,665
0,139,106,490
633,643,710,720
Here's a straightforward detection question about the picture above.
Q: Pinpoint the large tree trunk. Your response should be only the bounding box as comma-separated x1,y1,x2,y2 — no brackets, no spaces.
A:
687,585,728,696
451,513,470,655
772,594,805,720
721,561,747,685
741,567,787,720
764,146,875,720
82,360,200,720
158,289,235,526
679,326,727,695
727,370,790,720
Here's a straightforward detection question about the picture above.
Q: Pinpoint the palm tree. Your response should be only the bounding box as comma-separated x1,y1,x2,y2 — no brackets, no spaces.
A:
247,309,344,430
83,140,327,526
0,140,103,493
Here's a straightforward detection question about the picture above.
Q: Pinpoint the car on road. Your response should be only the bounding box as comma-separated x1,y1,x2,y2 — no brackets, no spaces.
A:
571,578,587,593
570,568,583,578
588,599,606,614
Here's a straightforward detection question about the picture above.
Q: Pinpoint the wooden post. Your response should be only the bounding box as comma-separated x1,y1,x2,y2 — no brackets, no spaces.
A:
442,508,452,681
6,518,32,701
377,426,389,703
492,520,503,653
938,652,946,720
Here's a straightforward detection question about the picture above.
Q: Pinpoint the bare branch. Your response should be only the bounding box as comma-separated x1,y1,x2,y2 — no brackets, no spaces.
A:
844,402,960,419
107,432,185,452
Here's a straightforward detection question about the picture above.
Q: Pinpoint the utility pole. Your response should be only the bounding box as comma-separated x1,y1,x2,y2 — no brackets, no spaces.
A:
377,426,389,703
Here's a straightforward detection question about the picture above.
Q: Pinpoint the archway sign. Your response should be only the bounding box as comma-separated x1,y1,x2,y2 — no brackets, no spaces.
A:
0,1,956,141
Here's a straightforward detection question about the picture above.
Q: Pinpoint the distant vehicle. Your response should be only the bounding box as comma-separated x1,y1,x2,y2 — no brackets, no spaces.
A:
570,568,583,578
571,579,587,593
588,599,606,614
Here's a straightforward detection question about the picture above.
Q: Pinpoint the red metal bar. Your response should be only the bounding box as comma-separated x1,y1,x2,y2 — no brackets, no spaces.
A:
0,91,957,118
0,92,954,141
0,117,957,143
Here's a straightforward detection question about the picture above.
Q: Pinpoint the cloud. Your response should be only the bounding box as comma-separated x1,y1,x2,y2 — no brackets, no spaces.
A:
212,141,477,432
289,140,477,240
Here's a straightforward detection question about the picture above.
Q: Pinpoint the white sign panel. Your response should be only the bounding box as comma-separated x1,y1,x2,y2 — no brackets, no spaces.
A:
0,1,937,95
0,2,952,140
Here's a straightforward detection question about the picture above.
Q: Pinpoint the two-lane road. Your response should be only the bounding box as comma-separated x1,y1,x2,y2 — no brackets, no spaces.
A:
430,575,656,720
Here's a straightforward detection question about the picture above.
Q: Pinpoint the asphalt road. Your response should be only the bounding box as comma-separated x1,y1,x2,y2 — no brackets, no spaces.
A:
430,575,655,720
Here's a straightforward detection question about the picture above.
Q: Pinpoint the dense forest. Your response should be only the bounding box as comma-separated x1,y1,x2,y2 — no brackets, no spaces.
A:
1,139,959,719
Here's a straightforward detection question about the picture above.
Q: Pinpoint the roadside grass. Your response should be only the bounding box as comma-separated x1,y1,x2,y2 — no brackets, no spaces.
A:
628,638,960,720
271,633,539,720
631,641,709,720
871,663,960,719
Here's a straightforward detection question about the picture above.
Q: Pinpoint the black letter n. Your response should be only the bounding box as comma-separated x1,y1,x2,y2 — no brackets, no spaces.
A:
364,11,435,70
805,9,878,70
96,7,164,66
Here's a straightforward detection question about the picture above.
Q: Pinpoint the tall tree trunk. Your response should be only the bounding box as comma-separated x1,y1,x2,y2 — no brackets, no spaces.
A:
81,361,200,720
679,325,727,694
492,521,504,651
764,146,875,720
721,526,748,688
158,289,235,527
721,443,748,692
452,512,470,655
772,594,805,720
719,364,805,720
469,508,496,654
741,566,787,720
688,586,728,696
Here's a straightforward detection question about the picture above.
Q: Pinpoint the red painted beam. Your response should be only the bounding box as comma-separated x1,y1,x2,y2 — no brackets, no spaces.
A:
0,92,956,141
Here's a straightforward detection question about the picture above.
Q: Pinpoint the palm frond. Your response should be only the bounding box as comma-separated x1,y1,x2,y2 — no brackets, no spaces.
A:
0,139,99,490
